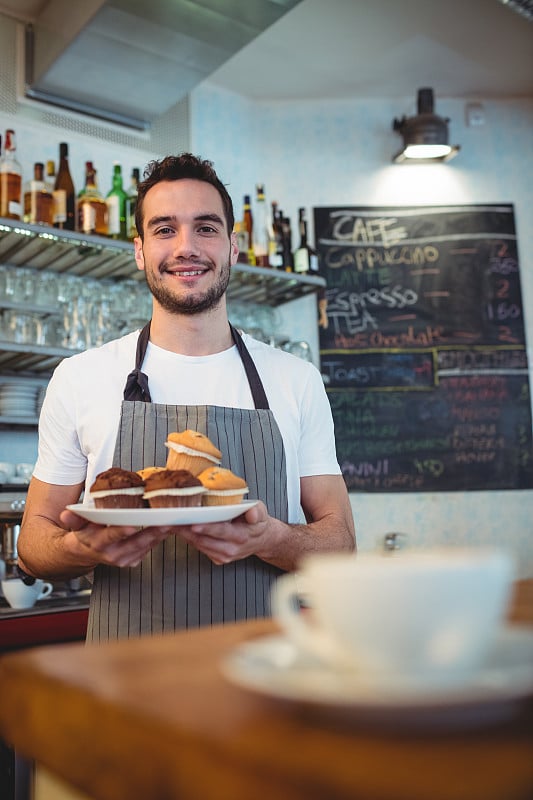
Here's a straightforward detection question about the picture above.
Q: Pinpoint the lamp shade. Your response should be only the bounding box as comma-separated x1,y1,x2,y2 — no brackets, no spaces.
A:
393,88,460,163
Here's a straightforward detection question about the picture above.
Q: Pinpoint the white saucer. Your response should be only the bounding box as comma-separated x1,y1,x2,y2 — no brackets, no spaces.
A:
221,625,533,730
66,500,258,527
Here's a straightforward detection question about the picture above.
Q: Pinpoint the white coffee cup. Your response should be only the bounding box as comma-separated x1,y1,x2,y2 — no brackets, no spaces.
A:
2,577,53,609
271,548,514,689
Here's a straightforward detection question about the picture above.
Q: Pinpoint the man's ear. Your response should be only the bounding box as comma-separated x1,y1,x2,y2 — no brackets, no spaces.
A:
134,237,145,272
229,231,239,265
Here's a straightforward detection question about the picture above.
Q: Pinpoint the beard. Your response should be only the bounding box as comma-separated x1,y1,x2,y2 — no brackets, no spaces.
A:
143,253,231,315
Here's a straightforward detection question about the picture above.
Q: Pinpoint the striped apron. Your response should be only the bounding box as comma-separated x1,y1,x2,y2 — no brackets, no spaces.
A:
86,323,288,642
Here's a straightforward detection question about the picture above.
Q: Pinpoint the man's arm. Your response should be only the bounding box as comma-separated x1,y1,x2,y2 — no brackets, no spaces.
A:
177,474,356,572
260,473,356,570
17,478,98,580
17,477,173,580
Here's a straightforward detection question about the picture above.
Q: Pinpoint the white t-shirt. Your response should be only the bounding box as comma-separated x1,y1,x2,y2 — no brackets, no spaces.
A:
34,331,341,522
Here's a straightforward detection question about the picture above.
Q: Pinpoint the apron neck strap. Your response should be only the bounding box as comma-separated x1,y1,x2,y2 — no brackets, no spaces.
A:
229,324,270,409
123,321,152,402
123,321,270,410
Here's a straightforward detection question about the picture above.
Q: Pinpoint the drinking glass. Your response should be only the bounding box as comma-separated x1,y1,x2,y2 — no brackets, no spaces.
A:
34,272,59,308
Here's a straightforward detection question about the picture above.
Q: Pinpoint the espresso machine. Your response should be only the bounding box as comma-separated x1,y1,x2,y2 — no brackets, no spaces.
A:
1,521,21,579
0,491,25,585
1,520,91,595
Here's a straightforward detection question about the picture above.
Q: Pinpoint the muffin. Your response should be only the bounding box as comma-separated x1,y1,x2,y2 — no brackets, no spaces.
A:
90,468,146,509
165,430,222,476
137,466,165,481
143,469,207,508
198,467,249,506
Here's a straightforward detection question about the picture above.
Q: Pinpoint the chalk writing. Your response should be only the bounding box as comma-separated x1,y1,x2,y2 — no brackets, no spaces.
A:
330,214,407,246
324,245,439,271
314,204,533,492
489,257,518,275
321,351,434,390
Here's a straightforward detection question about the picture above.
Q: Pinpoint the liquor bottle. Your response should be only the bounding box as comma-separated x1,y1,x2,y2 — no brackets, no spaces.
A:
279,211,293,272
0,129,22,220
77,162,108,236
126,167,140,240
77,163,89,200
23,162,54,226
106,162,128,240
53,142,75,230
253,184,270,267
234,220,248,263
269,201,284,269
242,194,255,265
46,160,58,226
46,160,56,193
293,207,318,274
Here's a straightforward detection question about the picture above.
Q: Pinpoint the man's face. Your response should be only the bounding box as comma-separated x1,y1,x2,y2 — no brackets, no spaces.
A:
134,179,238,315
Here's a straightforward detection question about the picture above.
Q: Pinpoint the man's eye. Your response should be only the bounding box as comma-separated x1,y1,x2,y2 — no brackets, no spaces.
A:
198,225,217,234
156,227,173,235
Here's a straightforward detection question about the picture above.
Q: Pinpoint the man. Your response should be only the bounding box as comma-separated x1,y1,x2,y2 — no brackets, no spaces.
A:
18,154,355,641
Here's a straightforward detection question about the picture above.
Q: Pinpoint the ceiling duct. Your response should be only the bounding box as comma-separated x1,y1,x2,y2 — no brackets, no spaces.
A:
23,0,303,131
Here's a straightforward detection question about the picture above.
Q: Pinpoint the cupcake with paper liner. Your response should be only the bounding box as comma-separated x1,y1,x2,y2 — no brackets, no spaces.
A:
90,468,146,509
143,469,207,508
165,430,222,476
198,466,249,506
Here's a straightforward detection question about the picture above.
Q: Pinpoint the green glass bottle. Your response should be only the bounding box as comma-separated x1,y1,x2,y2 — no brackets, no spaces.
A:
126,167,140,240
106,162,127,240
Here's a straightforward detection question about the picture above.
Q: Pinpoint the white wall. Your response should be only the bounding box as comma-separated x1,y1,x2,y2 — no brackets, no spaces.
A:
191,84,533,576
1,57,532,575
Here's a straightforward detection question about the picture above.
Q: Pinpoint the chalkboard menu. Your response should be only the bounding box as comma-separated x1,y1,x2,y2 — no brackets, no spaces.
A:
314,204,533,492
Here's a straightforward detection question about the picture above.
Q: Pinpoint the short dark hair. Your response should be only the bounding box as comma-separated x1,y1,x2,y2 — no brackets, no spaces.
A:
135,153,235,239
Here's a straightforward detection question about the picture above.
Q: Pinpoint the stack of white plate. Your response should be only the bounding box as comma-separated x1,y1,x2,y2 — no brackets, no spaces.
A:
36,385,47,417
0,382,39,418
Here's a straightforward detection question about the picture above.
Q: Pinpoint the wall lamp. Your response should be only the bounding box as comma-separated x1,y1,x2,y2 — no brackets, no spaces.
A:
392,87,460,163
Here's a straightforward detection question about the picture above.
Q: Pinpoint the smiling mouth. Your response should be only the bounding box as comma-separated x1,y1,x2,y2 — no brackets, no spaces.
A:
164,267,207,277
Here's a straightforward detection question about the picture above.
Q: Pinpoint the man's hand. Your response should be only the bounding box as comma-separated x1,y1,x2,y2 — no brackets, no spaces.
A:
174,501,274,566
175,474,356,572
59,508,174,569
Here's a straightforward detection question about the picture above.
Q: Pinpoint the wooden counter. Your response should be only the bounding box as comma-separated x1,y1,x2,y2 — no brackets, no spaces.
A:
0,581,531,800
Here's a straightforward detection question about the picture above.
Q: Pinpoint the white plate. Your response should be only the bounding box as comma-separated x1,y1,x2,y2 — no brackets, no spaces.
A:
0,400,36,405
0,384,38,390
0,406,36,411
0,395,37,401
66,500,258,526
0,392,37,399
0,401,36,405
221,626,533,730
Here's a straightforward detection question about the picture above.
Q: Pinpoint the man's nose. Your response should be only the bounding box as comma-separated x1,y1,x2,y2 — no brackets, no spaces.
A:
172,228,198,256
